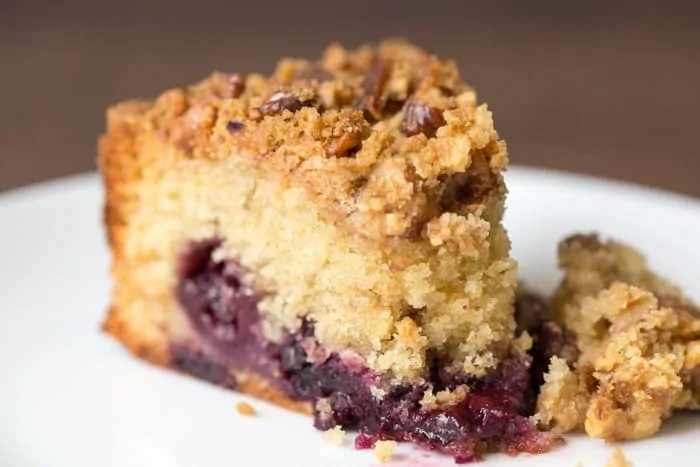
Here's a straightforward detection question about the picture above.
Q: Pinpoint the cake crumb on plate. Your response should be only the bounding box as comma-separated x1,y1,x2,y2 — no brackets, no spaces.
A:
323,425,345,445
374,440,397,463
235,401,256,416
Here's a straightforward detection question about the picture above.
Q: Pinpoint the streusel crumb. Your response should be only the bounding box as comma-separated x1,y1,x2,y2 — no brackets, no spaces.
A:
583,284,688,440
537,234,700,441
374,440,397,463
535,356,587,433
323,425,345,445
235,401,256,416
552,234,699,365
134,39,508,242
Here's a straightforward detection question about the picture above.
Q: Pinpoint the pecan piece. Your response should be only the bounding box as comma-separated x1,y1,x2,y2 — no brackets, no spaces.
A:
401,99,445,137
357,59,391,121
292,63,334,83
258,91,313,116
326,132,362,158
228,73,246,98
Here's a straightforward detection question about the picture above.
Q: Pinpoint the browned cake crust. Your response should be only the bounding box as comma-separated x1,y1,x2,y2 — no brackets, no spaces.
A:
100,103,168,364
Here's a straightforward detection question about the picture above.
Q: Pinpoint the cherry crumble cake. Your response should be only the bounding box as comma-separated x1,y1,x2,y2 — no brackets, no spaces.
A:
99,40,700,463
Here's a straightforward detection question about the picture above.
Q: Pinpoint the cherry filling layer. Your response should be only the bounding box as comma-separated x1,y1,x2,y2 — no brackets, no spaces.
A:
174,240,555,463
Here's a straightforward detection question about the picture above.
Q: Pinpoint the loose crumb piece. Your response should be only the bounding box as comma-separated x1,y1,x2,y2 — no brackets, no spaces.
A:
323,425,345,445
535,234,700,441
605,448,632,467
374,440,397,463
235,401,256,416
535,356,587,432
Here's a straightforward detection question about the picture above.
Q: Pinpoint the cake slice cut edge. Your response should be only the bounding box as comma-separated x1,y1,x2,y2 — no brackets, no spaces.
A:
99,39,557,463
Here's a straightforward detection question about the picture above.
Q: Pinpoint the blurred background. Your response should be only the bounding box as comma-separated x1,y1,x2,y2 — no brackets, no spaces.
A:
1,0,698,195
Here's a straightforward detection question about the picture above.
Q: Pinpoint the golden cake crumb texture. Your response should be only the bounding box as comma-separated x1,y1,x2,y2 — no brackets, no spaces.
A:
536,234,700,441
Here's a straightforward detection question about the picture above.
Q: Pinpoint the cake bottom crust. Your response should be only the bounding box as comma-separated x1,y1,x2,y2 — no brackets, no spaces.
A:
103,305,312,415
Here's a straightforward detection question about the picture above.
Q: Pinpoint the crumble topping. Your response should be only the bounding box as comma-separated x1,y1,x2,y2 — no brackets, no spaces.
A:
535,234,700,440
110,39,507,241
552,233,699,362
534,356,588,433
583,284,690,440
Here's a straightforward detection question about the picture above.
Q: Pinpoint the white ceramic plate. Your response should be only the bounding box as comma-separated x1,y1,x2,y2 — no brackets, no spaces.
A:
1,167,699,467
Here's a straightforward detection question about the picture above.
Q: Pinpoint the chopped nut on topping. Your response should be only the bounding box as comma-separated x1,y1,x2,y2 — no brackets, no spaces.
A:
326,131,362,158
228,73,246,98
323,425,345,445
235,401,256,416
357,58,391,121
401,99,446,137
258,91,311,116
374,440,397,463
293,63,334,83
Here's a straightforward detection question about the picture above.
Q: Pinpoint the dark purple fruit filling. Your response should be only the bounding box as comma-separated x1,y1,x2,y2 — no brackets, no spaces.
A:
171,345,236,388
174,240,557,463
340,355,553,463
177,240,261,350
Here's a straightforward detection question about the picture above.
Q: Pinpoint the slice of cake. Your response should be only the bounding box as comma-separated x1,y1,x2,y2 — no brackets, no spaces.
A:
99,39,553,462
530,234,700,440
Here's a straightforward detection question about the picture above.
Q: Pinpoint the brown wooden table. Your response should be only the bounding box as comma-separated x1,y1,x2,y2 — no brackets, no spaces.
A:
2,0,698,196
